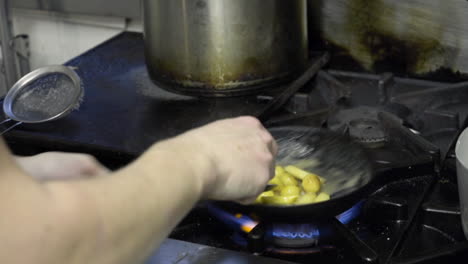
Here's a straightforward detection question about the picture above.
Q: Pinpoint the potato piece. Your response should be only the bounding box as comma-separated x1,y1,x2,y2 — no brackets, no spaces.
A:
280,186,301,196
268,176,283,186
285,165,326,183
279,173,298,186
275,166,285,175
284,165,310,180
263,195,298,205
296,193,317,205
302,174,321,193
271,185,286,195
255,191,275,204
318,176,326,184
315,192,331,203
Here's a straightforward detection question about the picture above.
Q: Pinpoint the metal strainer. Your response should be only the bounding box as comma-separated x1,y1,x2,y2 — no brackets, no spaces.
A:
0,65,83,135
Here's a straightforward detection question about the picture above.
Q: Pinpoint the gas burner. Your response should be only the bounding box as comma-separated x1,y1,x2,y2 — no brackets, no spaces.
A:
270,202,362,248
328,106,402,148
207,201,364,253
348,118,387,146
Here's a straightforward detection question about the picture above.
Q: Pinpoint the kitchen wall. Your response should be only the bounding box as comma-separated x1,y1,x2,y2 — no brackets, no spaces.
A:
9,8,132,69
4,0,140,71
12,0,140,18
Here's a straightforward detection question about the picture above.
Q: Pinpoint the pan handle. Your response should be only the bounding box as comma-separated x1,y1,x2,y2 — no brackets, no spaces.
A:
331,218,379,263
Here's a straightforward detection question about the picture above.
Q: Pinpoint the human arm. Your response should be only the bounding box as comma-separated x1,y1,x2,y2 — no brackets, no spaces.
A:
0,116,276,264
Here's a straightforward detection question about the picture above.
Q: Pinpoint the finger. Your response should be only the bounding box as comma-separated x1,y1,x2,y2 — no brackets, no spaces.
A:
96,165,111,176
270,137,279,156
269,160,276,180
81,164,110,177
258,130,277,155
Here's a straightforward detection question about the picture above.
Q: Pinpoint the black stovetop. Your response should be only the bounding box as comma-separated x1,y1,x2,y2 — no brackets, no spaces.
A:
5,32,468,264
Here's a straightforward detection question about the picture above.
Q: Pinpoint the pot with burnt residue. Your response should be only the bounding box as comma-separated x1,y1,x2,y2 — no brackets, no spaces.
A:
143,0,309,97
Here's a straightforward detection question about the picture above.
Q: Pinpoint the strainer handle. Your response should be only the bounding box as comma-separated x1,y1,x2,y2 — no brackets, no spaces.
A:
0,121,22,136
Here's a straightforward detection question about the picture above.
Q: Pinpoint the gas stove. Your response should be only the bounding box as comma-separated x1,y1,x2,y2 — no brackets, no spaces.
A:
4,32,468,264
161,70,468,264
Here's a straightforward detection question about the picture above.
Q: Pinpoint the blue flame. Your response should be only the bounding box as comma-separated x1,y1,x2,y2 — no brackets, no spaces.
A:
206,204,258,232
337,201,364,225
207,200,364,241
272,224,320,239
271,201,364,239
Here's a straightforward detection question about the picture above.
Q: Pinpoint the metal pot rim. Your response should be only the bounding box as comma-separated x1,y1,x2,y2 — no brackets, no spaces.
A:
456,128,468,168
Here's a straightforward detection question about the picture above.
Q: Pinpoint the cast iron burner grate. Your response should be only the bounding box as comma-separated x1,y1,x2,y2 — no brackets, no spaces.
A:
328,106,392,148
265,70,466,158
239,69,468,263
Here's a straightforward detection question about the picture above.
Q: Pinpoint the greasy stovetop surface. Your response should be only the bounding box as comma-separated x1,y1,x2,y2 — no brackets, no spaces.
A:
4,32,277,158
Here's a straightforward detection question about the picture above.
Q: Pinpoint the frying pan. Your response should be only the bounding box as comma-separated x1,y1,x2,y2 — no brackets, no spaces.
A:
213,126,376,222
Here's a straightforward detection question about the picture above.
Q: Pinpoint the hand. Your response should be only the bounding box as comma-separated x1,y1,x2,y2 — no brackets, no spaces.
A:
165,116,277,203
15,152,109,181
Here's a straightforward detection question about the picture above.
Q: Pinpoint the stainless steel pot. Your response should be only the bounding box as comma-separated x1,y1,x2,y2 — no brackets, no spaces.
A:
455,128,468,239
143,0,308,97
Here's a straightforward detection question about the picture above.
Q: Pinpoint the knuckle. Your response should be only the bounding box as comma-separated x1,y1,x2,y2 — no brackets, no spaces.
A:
266,153,274,163
257,131,272,145
81,154,97,164
259,151,274,163
240,116,261,126
263,132,274,143
272,140,279,155
79,155,100,170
